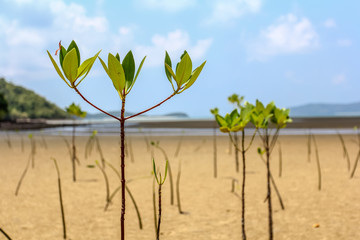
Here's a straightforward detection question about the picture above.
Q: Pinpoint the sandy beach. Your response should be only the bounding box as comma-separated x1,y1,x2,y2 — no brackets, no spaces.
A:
1,132,360,240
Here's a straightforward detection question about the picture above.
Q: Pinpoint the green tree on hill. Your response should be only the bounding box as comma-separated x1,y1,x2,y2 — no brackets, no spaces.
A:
0,78,67,119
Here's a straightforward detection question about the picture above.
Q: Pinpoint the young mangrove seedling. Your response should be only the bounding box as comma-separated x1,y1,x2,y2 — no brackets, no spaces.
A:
210,108,219,178
174,131,184,158
96,160,111,210
176,160,185,214
252,100,292,240
307,130,312,163
153,158,168,240
48,40,205,240
5,131,12,149
278,142,283,178
15,151,32,196
336,131,351,172
51,157,67,240
215,100,257,240
66,103,87,182
311,134,322,190
28,134,36,169
151,141,174,205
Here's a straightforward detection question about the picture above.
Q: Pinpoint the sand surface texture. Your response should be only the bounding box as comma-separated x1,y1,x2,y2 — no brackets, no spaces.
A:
1,133,360,240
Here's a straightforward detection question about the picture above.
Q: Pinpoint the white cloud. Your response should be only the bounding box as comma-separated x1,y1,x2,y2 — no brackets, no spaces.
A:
332,74,346,85
337,39,352,47
136,0,195,12
323,18,336,28
206,0,262,24
135,30,212,67
248,14,319,61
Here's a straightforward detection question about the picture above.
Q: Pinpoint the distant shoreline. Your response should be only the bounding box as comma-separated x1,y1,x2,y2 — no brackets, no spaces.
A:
1,116,359,131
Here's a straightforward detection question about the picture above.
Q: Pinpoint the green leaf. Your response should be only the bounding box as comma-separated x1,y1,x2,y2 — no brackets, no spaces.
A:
122,51,136,91
59,46,67,69
75,50,101,86
220,126,230,133
66,40,80,67
184,61,206,90
47,50,69,86
115,53,120,62
128,56,146,93
164,51,172,82
215,115,227,127
175,53,192,86
163,160,168,183
62,48,78,84
98,56,109,76
77,57,94,79
165,63,177,83
152,158,159,184
108,53,125,92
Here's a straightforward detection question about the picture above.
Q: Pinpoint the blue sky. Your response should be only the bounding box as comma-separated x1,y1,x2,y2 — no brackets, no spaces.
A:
0,0,359,117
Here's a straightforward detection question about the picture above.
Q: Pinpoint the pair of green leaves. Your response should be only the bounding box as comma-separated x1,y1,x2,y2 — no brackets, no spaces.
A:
215,102,255,133
47,40,100,88
99,51,146,100
152,158,168,185
165,51,206,93
66,103,87,118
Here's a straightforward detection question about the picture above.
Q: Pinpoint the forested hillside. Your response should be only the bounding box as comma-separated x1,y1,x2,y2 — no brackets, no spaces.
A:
0,78,67,119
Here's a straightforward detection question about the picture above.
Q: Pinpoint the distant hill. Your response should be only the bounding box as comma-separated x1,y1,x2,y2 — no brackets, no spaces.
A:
0,78,68,119
290,102,360,117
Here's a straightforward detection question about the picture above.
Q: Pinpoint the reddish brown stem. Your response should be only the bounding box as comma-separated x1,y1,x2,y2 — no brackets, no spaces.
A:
120,99,126,240
74,87,121,121
125,92,176,120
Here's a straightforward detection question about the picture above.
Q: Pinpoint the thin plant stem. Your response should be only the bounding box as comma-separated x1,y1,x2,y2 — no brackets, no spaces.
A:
240,129,246,240
5,132,12,149
307,131,312,163
278,142,282,178
125,93,176,120
21,134,24,152
337,132,351,171
104,160,143,230
213,127,217,178
234,132,239,173
311,134,322,191
95,137,106,168
350,150,360,178
72,124,77,182
174,134,183,158
176,160,184,214
52,158,67,240
0,228,12,240
265,132,273,240
128,137,135,163
154,145,174,205
15,153,31,196
120,98,126,240
74,87,120,121
96,161,110,211
153,177,158,237
156,183,163,240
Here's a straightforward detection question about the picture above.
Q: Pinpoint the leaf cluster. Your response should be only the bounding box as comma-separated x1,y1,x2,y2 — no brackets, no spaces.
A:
66,103,87,118
165,51,206,94
47,41,100,88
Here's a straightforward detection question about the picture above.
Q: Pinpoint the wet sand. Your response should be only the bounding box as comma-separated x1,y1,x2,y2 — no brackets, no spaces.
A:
0,133,360,240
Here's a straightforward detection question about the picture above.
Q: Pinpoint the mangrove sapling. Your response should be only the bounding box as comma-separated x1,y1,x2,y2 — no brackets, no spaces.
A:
151,141,175,205
0,227,12,240
215,101,258,240
257,148,285,210
210,108,219,178
153,158,168,240
252,100,292,240
48,40,205,240
15,152,32,196
66,103,87,182
337,131,351,172
104,160,143,229
152,176,158,236
51,158,67,240
311,134,322,190
15,129,25,152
